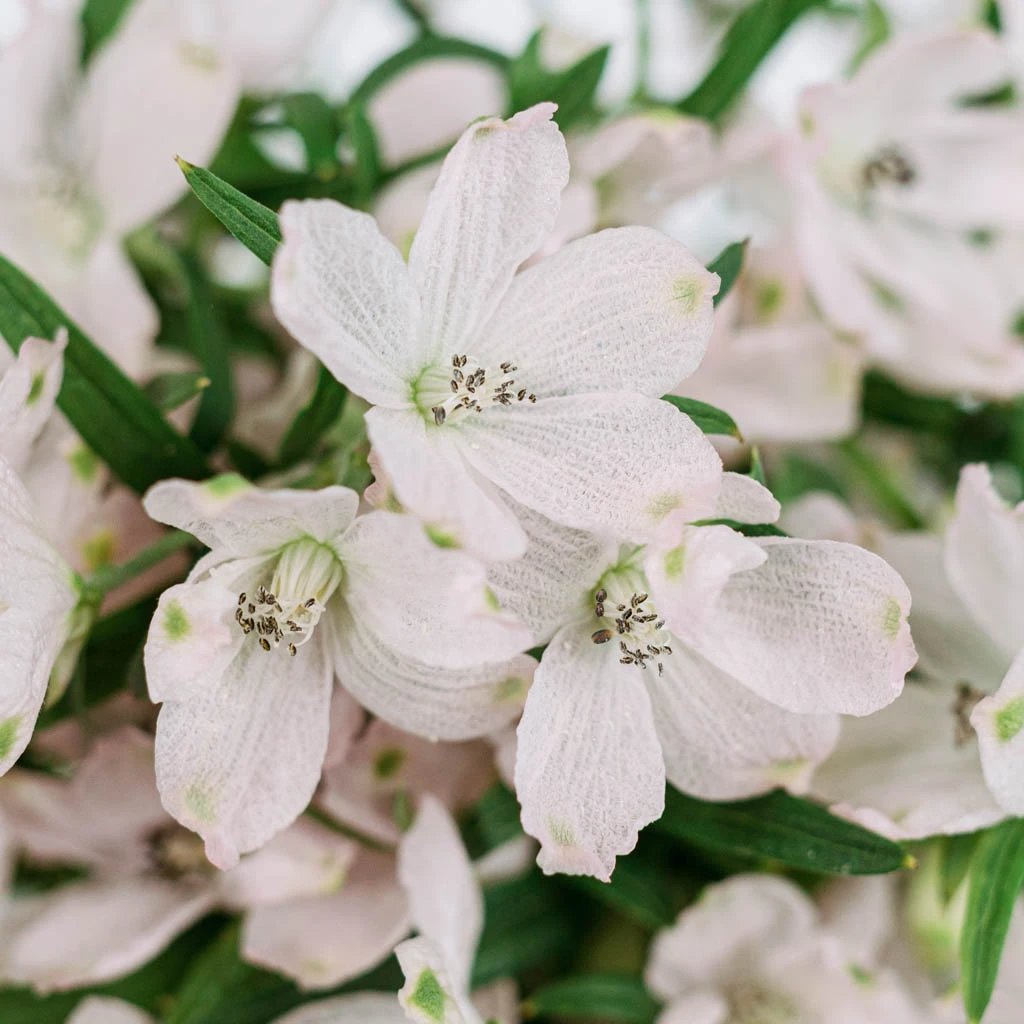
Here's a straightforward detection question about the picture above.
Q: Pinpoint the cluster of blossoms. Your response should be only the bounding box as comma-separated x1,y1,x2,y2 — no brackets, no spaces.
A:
1,1,1024,1022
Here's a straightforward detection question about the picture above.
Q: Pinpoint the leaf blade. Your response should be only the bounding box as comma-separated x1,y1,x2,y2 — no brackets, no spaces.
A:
524,974,660,1024
660,395,742,439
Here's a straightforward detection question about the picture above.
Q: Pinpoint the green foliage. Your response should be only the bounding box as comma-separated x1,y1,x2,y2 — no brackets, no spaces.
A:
524,974,660,1023
707,238,748,307
277,366,348,467
661,395,742,440
80,0,136,63
0,253,209,492
961,820,1024,1023
145,371,211,413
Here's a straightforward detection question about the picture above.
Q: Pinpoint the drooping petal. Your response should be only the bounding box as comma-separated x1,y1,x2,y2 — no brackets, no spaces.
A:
973,646,1024,816
144,579,243,704
329,610,534,742
945,463,1024,663
477,227,717,398
408,103,568,356
689,538,916,716
154,638,333,868
0,333,66,473
515,624,665,881
398,796,482,993
813,681,1004,841
144,477,358,557
269,994,407,1024
644,525,766,645
337,511,532,668
365,407,527,562
456,394,723,544
67,997,155,1024
242,850,409,991
710,472,781,525
0,877,215,992
272,199,423,406
396,937,480,1024
652,645,839,801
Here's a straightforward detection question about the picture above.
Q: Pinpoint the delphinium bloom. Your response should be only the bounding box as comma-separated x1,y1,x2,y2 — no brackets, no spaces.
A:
272,103,722,561
787,29,1024,398
487,495,915,879
143,474,535,866
646,874,929,1023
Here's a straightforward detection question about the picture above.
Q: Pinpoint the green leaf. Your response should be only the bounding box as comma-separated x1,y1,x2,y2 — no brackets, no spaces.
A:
961,819,1024,1023
941,830,981,905
849,0,890,72
660,395,742,439
707,238,748,307
678,0,827,121
145,371,211,412
524,974,660,1023
656,787,909,876
277,365,348,467
176,158,282,265
345,103,382,199
80,0,136,63
0,253,209,492
565,854,676,930
282,92,342,180
509,33,610,128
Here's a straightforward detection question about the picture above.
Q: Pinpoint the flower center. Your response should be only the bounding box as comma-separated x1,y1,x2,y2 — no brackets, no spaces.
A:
415,353,536,426
729,982,800,1024
952,681,984,746
234,538,343,655
861,144,916,190
589,575,672,676
146,823,215,883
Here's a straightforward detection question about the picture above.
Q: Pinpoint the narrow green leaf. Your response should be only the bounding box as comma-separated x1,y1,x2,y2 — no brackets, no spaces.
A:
80,0,136,63
277,365,348,467
145,371,210,413
707,238,748,307
849,0,890,72
961,819,1024,1023
509,33,610,128
941,830,981,905
524,974,659,1023
282,92,342,180
345,103,382,199
678,0,826,121
656,787,909,876
176,158,282,265
0,253,209,492
660,395,742,439
565,855,675,930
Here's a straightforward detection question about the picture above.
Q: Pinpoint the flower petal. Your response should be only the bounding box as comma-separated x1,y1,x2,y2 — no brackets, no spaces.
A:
515,625,665,881
396,937,480,1024
457,394,723,544
242,850,409,991
143,477,358,557
973,646,1024,816
338,511,532,668
270,994,408,1024
710,473,781,525
690,538,916,716
67,997,155,1024
154,638,333,868
329,611,534,742
398,796,482,993
365,407,527,562
272,199,423,406
945,463,1024,663
478,227,717,398
0,333,66,473
652,644,839,800
409,103,568,357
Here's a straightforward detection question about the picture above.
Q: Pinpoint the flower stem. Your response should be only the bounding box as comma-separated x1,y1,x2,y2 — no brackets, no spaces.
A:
86,530,195,597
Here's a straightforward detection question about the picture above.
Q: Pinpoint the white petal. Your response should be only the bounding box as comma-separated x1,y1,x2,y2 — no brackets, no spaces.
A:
145,579,242,704
973,646,1024,815
144,477,358,556
396,937,480,1024
945,463,1024,663
338,511,532,668
67,997,155,1024
270,994,407,1024
0,878,214,992
457,394,723,544
515,624,665,881
154,638,333,868
486,496,617,645
243,850,409,991
80,0,240,231
644,525,766,645
0,332,65,473
711,473,781,525
478,227,717,398
398,796,482,993
272,199,423,406
813,682,1004,841
690,538,916,716
653,645,839,801
365,407,527,562
329,611,534,742
657,994,728,1024
409,104,568,356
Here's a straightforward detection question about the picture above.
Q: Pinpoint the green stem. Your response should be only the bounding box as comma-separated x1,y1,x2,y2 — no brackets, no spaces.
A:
86,530,195,597
304,804,396,853
836,439,926,530
633,0,651,103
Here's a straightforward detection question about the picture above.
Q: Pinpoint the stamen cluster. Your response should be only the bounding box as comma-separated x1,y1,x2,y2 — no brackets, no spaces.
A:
431,353,537,426
235,584,319,656
590,587,673,675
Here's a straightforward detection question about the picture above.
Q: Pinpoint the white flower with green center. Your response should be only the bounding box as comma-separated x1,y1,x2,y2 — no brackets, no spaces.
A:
271,103,723,561
486,497,916,879
142,474,536,868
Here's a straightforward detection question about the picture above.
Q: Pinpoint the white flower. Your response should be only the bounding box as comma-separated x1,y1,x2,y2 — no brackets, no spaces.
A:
488,493,915,879
142,474,536,868
272,103,722,561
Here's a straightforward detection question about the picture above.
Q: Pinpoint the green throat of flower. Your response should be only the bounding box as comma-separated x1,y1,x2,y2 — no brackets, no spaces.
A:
412,352,536,426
